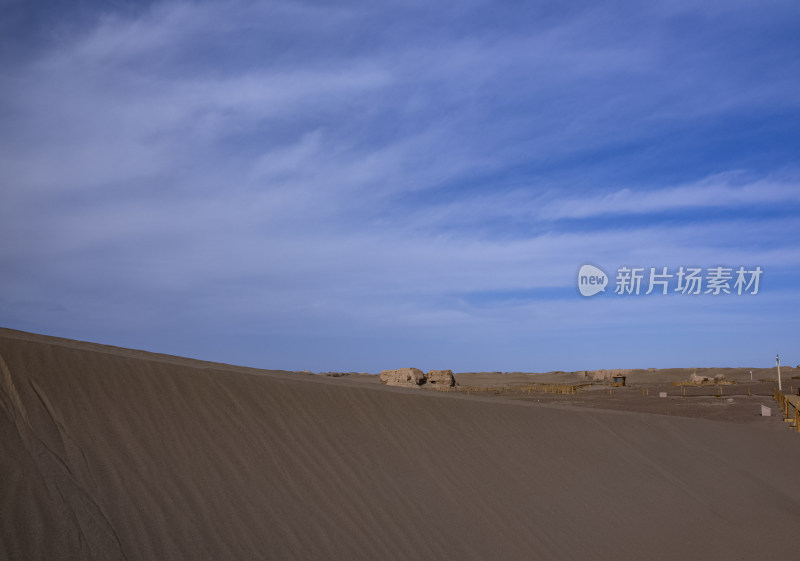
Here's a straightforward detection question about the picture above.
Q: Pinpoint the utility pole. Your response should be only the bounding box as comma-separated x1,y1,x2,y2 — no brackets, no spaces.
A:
776,353,782,392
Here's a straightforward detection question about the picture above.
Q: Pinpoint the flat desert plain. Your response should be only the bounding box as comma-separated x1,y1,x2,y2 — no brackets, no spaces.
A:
2,327,799,561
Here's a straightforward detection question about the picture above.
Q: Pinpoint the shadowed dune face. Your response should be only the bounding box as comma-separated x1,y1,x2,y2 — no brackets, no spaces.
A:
2,330,800,561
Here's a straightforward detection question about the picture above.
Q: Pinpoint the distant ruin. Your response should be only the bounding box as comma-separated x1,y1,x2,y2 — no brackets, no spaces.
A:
689,371,726,384
380,368,456,388
582,369,633,382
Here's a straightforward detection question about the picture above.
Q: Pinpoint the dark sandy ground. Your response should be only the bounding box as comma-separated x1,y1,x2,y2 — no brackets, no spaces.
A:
333,368,800,431
437,379,799,432
2,328,799,561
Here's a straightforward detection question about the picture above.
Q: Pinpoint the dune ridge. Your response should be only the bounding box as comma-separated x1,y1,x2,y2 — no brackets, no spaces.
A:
2,328,800,560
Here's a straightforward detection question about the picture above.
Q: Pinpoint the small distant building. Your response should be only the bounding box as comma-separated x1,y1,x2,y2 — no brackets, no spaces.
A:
612,374,626,386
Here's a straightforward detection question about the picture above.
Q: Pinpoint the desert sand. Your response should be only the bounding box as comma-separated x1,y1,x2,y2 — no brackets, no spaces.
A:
2,327,800,560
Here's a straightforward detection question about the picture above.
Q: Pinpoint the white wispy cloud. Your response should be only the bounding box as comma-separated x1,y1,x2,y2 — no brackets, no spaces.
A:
402,171,800,227
1,0,798,370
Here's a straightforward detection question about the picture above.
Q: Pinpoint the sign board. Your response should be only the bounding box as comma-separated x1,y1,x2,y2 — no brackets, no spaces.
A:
760,405,771,417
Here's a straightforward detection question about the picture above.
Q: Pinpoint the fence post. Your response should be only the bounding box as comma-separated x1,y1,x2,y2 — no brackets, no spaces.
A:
795,404,799,433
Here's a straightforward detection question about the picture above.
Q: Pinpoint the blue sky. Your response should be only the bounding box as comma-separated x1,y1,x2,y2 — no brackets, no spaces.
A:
2,0,799,372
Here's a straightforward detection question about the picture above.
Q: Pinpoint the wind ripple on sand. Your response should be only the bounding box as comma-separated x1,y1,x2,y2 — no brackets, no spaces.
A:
1,329,799,561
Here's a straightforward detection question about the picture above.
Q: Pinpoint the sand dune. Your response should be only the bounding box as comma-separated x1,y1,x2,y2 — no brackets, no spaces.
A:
2,328,800,560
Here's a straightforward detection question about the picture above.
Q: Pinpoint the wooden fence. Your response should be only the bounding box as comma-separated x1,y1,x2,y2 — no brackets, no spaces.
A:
774,389,800,433
429,383,591,395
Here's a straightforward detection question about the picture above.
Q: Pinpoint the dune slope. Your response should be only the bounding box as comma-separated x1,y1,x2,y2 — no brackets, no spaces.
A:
2,329,799,561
